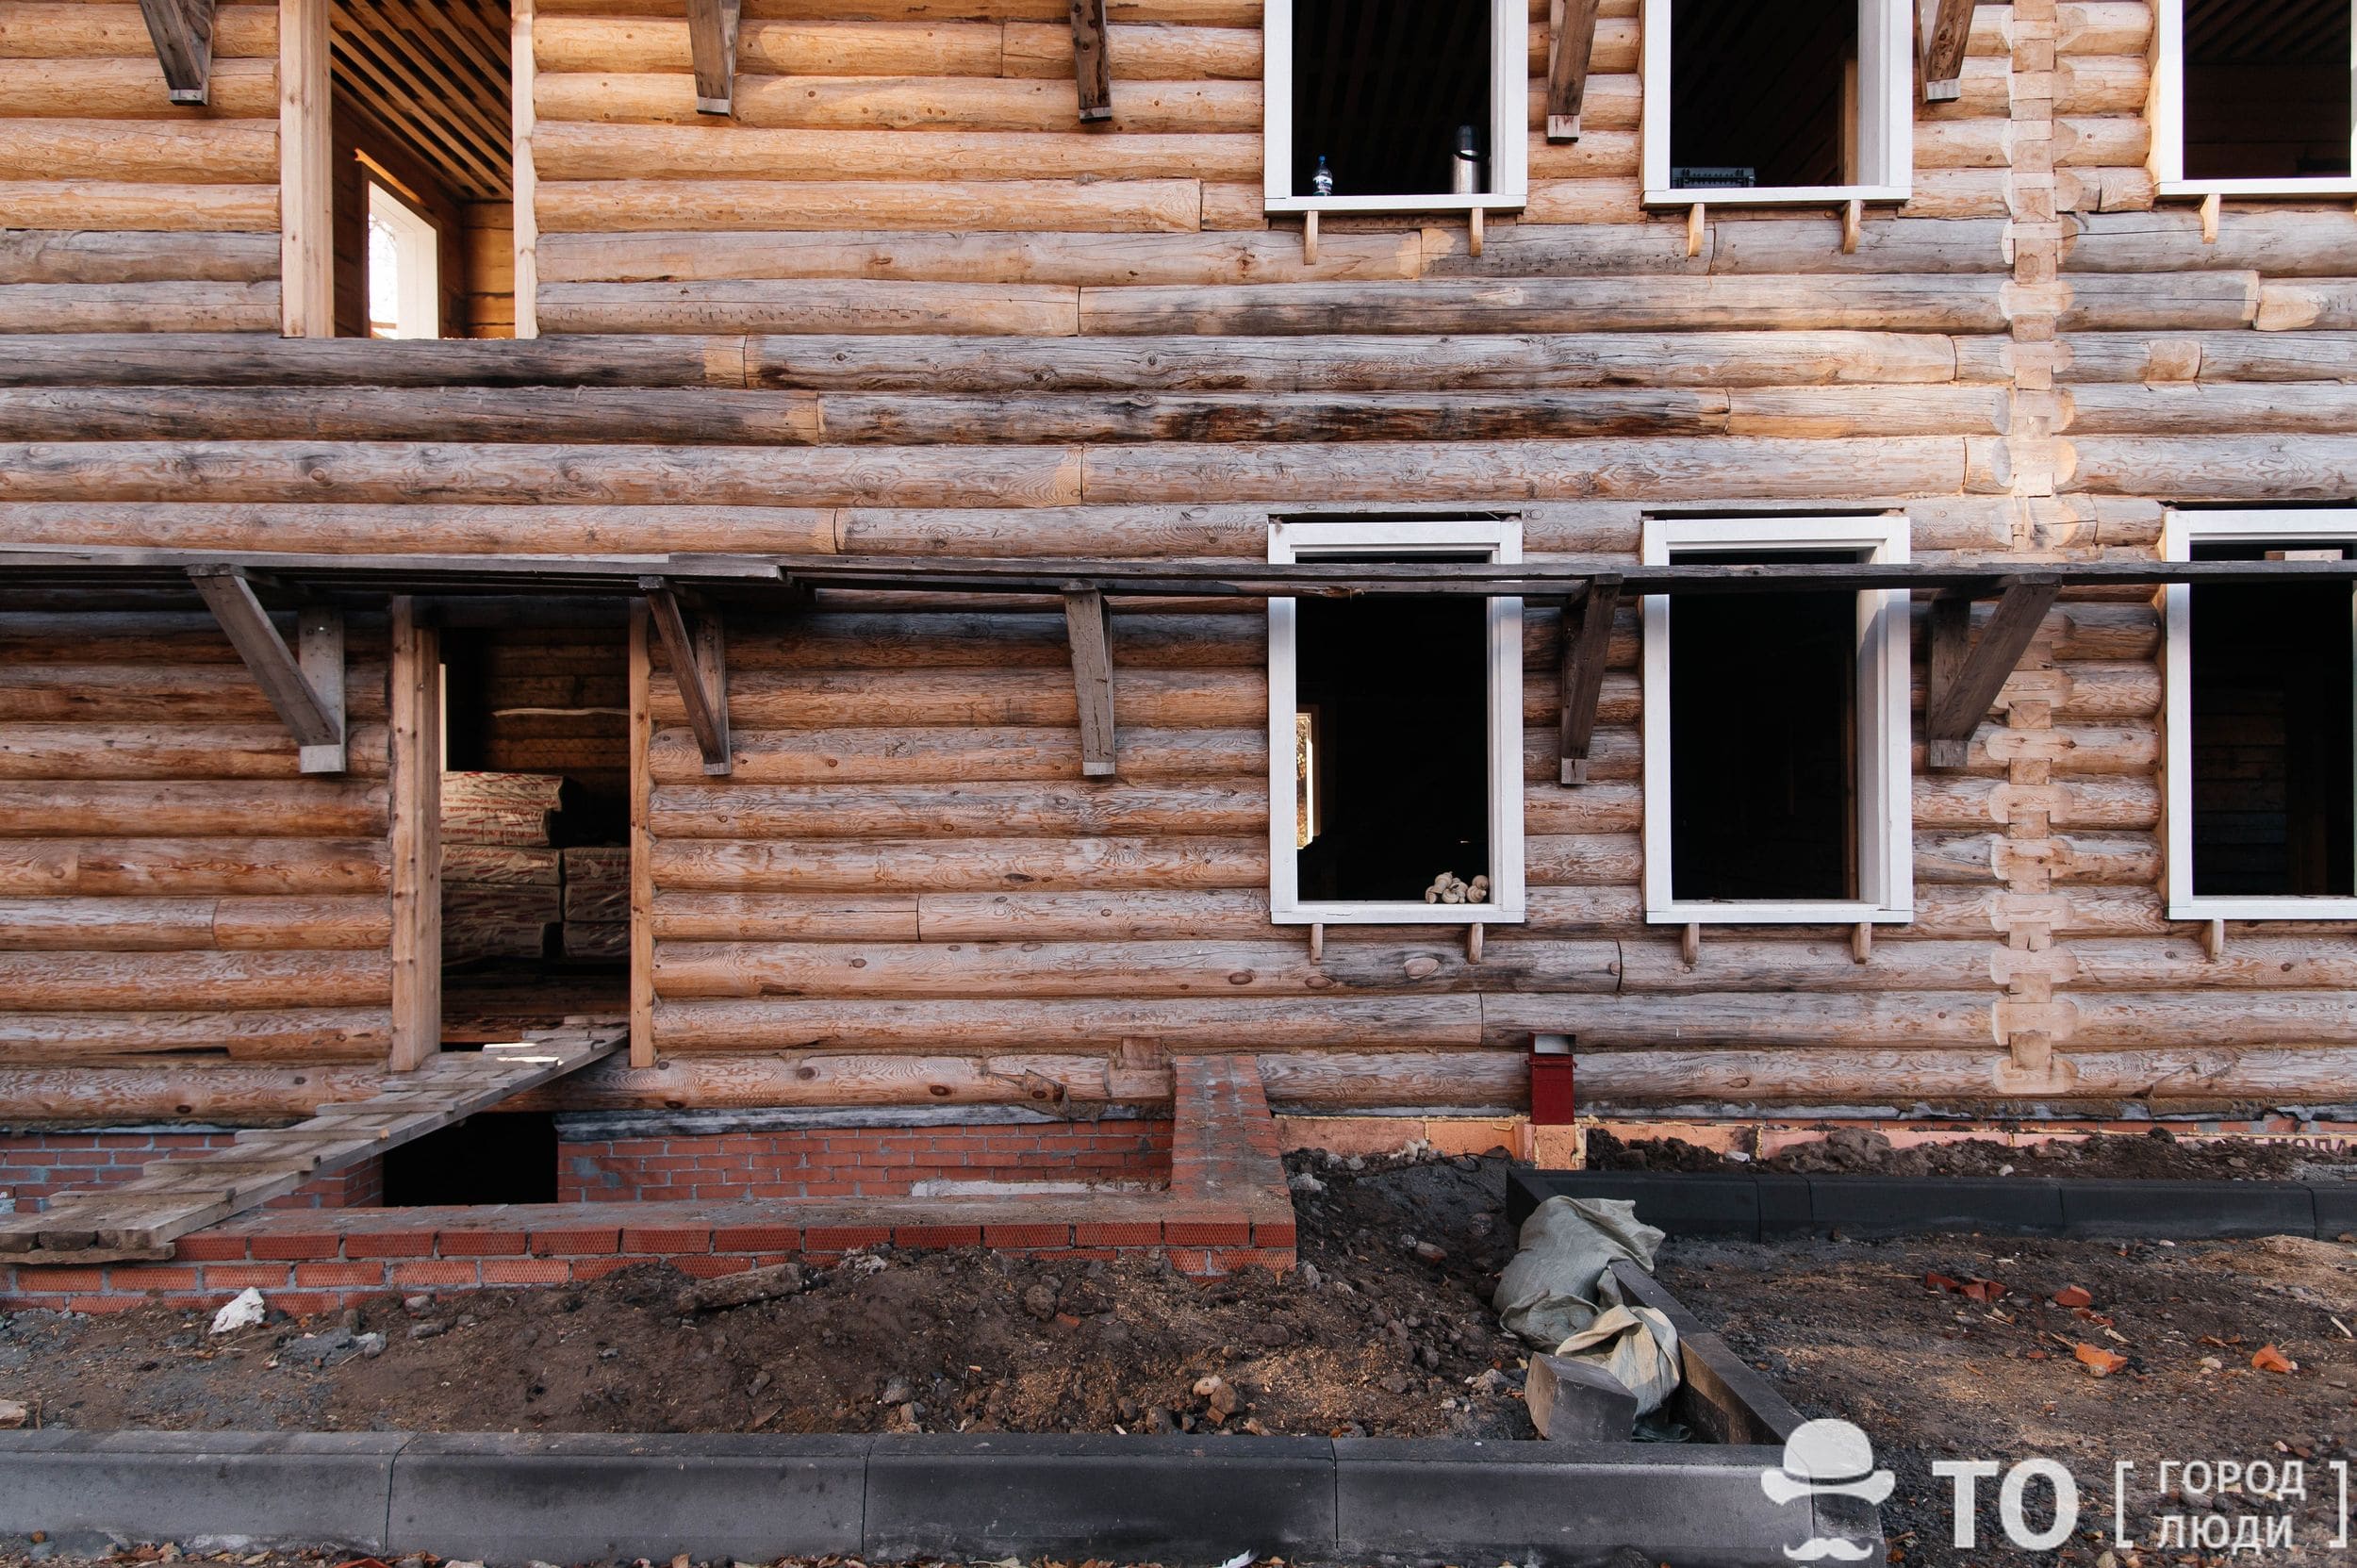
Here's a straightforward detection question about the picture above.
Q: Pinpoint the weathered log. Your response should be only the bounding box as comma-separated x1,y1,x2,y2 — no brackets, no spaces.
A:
2063,437,2357,499
442,844,561,885
0,722,389,780
0,780,385,837
2064,382,2357,436
911,887,1266,940
1618,936,1997,993
1524,834,1644,886
0,838,389,898
651,834,1265,893
1571,1045,2357,1108
0,280,280,333
2060,331,2357,386
0,949,389,1011
652,993,1483,1050
535,124,1261,182
0,896,219,952
2054,272,2258,331
0,662,386,725
537,71,1260,133
1487,991,2000,1048
210,895,390,950
651,892,923,941
536,178,1202,236
0,230,278,286
650,781,1264,837
0,180,278,231
2068,935,2357,990
0,502,834,555
0,1010,391,1067
1912,774,2160,831
0,333,749,388
2064,208,2357,277
651,668,1260,730
649,724,1263,784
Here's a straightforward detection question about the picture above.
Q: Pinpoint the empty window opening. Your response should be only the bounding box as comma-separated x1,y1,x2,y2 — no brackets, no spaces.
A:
2182,0,2352,182
331,0,514,339
2188,543,2355,898
1286,0,1492,199
1669,0,1856,190
1668,553,1860,902
1294,590,1491,903
382,1112,557,1206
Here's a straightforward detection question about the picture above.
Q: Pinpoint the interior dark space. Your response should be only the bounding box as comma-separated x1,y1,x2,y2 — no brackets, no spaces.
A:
2190,543,2354,898
383,1112,559,1205
1295,590,1491,904
2183,0,2350,181
1670,556,1858,902
1289,0,1492,198
1668,0,1854,190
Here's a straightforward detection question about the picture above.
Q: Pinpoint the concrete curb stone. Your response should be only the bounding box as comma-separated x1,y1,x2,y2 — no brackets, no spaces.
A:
0,1430,404,1555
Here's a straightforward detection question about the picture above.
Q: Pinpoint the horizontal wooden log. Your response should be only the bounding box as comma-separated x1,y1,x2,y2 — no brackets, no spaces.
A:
651,834,1264,892
209,895,390,950
2067,935,2357,990
0,57,277,118
651,781,1263,837
2063,437,2357,499
0,182,278,231
1618,936,1999,993
2069,993,2357,1048
1913,774,2159,831
0,949,388,1010
0,896,218,952
912,886,1267,939
2254,281,2357,333
651,667,1261,730
652,993,1483,1050
535,124,1261,183
0,723,387,780
537,71,1259,132
0,838,388,898
0,281,280,333
1525,834,1643,887
0,333,745,388
538,282,1085,336
2063,382,2357,436
1004,19,1261,76
1488,991,1999,1048
1911,884,2171,939
0,1010,389,1068
2054,54,2147,115
0,230,278,285
0,3,278,58
535,16,1006,74
1572,1045,2357,1108
2053,272,2258,331
0,119,277,183
2064,209,2357,277
651,892,923,941
0,780,385,836
2060,331,2357,386
536,178,1203,235
0,663,387,724
1916,830,2158,886
722,611,1262,668
0,502,835,555
0,388,831,445
649,724,1262,784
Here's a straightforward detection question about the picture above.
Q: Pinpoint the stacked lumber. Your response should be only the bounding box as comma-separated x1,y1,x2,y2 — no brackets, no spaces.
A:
440,772,565,962
560,845,629,960
440,769,566,846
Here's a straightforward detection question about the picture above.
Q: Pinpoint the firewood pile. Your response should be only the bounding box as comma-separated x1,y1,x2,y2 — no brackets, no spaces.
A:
440,772,626,964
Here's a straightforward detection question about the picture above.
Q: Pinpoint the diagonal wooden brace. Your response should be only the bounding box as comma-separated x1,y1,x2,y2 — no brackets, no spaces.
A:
685,0,741,115
1063,586,1118,777
188,566,346,773
1545,0,1603,140
1070,0,1112,122
641,575,733,775
1918,0,1970,101
139,0,216,105
1558,573,1621,785
1924,573,2059,769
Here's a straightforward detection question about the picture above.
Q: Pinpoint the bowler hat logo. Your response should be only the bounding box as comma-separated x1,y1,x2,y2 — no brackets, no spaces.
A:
1760,1417,1893,1561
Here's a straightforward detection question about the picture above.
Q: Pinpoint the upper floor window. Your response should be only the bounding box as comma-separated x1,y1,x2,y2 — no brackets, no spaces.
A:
1640,0,1912,204
2154,0,2356,195
1262,0,1528,217
2165,509,2357,919
368,180,441,339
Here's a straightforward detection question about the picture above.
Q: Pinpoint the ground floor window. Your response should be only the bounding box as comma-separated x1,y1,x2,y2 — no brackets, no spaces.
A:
2166,509,2357,917
1641,516,1912,924
1267,519,1525,924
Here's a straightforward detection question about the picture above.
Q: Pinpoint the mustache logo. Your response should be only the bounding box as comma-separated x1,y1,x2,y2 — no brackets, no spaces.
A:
1783,1537,1875,1562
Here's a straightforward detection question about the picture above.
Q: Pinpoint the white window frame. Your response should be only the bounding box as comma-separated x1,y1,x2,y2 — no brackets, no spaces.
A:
1641,515,1913,924
2163,507,2357,920
367,179,441,340
1266,518,1525,926
2151,0,2357,198
1261,0,1528,217
1640,0,1913,206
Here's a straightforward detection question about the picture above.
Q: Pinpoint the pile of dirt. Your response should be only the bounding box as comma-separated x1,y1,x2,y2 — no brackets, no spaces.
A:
1590,1124,2357,1180
0,1152,1536,1441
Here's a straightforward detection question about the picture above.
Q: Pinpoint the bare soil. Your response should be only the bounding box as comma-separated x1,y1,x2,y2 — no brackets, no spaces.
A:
1592,1124,2357,1181
0,1154,1534,1442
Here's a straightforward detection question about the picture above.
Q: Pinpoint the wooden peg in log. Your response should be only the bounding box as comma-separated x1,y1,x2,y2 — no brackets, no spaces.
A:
1308,921,1325,964
1686,204,1706,258
1467,922,1484,963
1681,922,1700,967
1840,198,1863,256
1303,209,1319,265
2200,191,2221,244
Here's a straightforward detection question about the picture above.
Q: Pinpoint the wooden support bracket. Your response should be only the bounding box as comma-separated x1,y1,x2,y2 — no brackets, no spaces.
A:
1840,197,1863,255
1070,0,1112,122
1545,0,1602,141
1923,574,2060,769
139,0,216,104
1303,209,1318,264
685,0,740,115
1686,203,1706,258
1063,586,1118,777
1681,921,1701,967
2200,191,2221,244
187,566,345,773
640,575,732,775
1852,920,1872,964
1469,205,1484,257
1918,0,1970,101
1466,922,1484,963
1558,574,1622,785
2202,917,2226,961
1308,921,1325,964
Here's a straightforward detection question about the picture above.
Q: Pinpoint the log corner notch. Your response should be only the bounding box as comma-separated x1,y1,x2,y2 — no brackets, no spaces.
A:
138,0,216,106
685,0,741,116
639,576,733,776
1063,586,1118,777
1545,0,1604,141
1923,573,2060,770
1070,0,1113,124
1917,0,1970,103
185,566,347,774
1557,573,1621,785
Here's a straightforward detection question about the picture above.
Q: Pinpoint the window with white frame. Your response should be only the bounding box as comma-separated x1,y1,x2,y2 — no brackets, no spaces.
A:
2165,509,2357,918
2153,0,2355,196
1267,519,1525,924
1640,0,1912,204
1641,517,1913,923
1261,0,1527,217
367,180,441,340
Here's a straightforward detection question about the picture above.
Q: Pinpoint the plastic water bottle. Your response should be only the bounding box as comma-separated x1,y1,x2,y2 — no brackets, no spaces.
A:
1312,155,1334,196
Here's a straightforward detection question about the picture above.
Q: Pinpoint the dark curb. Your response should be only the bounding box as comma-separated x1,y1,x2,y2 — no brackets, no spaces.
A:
1508,1168,2356,1240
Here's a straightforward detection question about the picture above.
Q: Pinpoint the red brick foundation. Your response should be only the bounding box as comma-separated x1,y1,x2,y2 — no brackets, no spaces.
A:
0,1056,1294,1314
0,1133,381,1214
556,1119,1173,1202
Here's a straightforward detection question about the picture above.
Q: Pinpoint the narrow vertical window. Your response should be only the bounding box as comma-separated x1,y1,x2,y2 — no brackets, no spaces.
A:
367,181,440,338
2157,0,2357,193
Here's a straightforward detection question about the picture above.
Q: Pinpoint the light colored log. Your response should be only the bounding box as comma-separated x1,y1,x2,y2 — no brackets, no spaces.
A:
0,502,834,555
1571,1045,2357,1107
529,1049,1174,1109
276,0,326,336
649,668,1261,730
2052,115,2147,168
650,724,1261,784
0,897,219,951
719,610,1261,668
0,2,277,58
2053,54,2147,114
534,16,1005,74
1913,775,2159,831
536,177,1202,234
2069,993,2357,1048
1912,884,2170,938
653,993,1483,1050
1488,991,1998,1048
2062,437,2357,499
2063,382,2357,436
539,280,1081,335
536,71,1259,132
2060,331,2357,386
1722,385,2007,437
1699,214,2012,275
0,280,279,334
0,119,277,182
914,886,1266,939
650,780,1263,837
0,838,387,898
534,124,1261,183
0,949,388,1010
2056,272,2258,331
1917,829,2159,885
0,780,384,836
2053,165,2155,213
0,181,277,230
0,722,387,780
2056,2,2151,56
2068,936,2357,990
387,597,438,1073
2254,281,2357,333
0,1010,390,1067
0,661,384,724
651,892,923,941
0,230,277,286
0,56,277,118
1002,19,1259,76
1617,936,1990,994
651,834,1264,893
2064,208,2357,276
0,387,827,444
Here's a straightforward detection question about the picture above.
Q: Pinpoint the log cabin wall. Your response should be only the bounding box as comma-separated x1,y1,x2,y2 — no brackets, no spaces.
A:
2,0,2357,1126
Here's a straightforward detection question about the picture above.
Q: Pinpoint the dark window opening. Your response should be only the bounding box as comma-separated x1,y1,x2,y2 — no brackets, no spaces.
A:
1669,553,1859,901
2189,543,2354,897
382,1112,557,1206
1289,0,1492,199
1294,586,1490,903
1669,0,1856,190
2183,0,2351,181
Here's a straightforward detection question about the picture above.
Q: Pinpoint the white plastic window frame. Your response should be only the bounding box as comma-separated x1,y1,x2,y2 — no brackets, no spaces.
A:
1266,518,1526,926
2151,0,2357,199
366,179,441,340
1261,0,1528,217
1640,0,1913,206
1641,515,1914,925
2163,507,2357,920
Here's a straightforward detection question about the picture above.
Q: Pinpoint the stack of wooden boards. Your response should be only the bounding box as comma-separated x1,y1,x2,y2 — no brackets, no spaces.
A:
440,772,626,964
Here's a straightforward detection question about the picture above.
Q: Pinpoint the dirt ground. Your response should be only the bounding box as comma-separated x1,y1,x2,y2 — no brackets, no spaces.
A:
0,1154,1534,1441
1591,1123,2357,1181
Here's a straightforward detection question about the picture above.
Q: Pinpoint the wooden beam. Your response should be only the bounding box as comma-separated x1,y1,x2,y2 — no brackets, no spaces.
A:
685,0,740,116
138,0,216,104
1918,0,1970,101
627,601,655,1068
1063,586,1117,777
185,567,345,767
1557,573,1621,785
279,0,332,336
1546,0,1603,141
1923,573,2060,768
1070,0,1112,123
387,596,440,1072
640,575,733,775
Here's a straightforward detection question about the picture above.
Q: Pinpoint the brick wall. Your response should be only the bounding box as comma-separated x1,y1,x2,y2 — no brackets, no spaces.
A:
0,1132,381,1214
555,1120,1173,1202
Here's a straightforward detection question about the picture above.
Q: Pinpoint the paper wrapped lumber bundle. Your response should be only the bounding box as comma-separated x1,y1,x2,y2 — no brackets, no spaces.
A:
441,772,568,962
440,770,569,846
561,846,629,924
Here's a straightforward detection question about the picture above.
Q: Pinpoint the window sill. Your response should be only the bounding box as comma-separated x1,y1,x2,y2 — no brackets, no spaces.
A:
1647,902,1911,926
2167,897,2357,921
1273,903,1525,926
1262,192,1528,216
2157,178,2357,199
1641,185,1911,207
